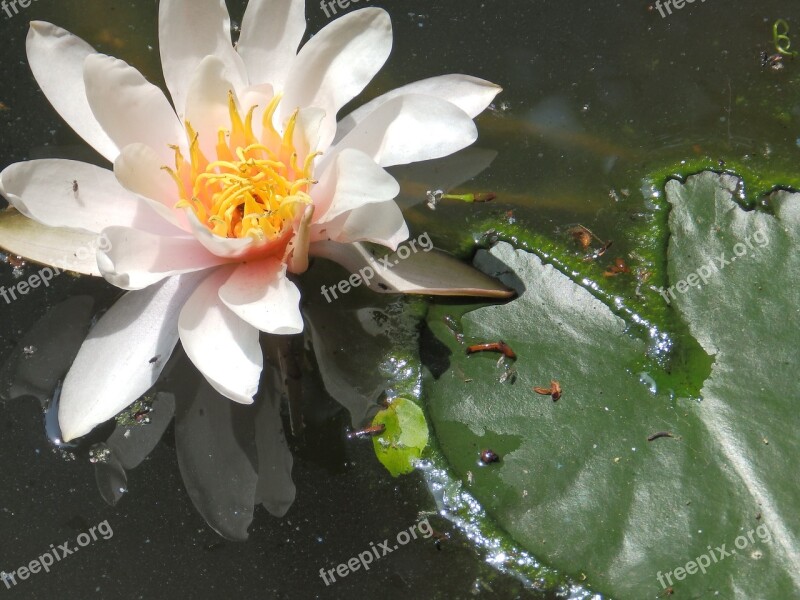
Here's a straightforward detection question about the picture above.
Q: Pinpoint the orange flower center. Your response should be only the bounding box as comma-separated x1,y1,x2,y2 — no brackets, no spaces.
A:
164,92,319,240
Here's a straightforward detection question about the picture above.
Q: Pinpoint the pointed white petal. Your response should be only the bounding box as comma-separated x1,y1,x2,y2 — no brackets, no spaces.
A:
313,200,408,250
59,272,207,441
26,22,118,161
279,8,392,151
325,94,477,169
83,54,184,165
310,240,515,298
336,74,501,142
218,259,303,334
159,0,246,117
313,148,399,223
185,210,256,258
97,226,229,290
179,267,263,404
237,0,306,90
113,143,192,232
183,55,239,159
0,159,177,236
0,209,102,276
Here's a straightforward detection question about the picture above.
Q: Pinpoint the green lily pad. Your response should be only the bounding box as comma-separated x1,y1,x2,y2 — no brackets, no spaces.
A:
372,397,429,477
425,172,800,598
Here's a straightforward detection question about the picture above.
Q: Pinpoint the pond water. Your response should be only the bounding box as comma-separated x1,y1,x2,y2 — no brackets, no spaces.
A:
0,0,798,598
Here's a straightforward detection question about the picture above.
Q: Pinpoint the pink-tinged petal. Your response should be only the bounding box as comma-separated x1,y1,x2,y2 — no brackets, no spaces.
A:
26,22,118,161
293,106,326,165
218,259,303,334
184,55,239,159
83,54,184,165
159,0,246,117
310,241,515,298
279,8,392,151
179,267,263,404
238,83,275,143
0,209,103,276
98,226,230,290
114,143,192,233
325,94,478,169
313,200,408,250
312,148,399,223
237,0,306,90
336,74,501,142
0,159,178,236
58,272,207,441
186,211,257,258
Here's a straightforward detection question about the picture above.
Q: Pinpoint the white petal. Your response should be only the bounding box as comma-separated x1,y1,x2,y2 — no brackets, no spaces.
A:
159,0,247,117
0,159,177,235
26,22,118,161
293,107,326,165
313,200,408,250
98,226,229,290
279,8,392,151
336,74,501,142
237,0,306,90
310,240,514,298
325,94,478,169
114,143,192,232
313,149,399,223
179,267,263,404
184,55,239,159
218,259,303,334
0,208,103,276
83,54,184,165
58,272,206,441
186,211,256,258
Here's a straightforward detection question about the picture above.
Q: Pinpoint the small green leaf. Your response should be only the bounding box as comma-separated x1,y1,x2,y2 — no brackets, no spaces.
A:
372,398,429,477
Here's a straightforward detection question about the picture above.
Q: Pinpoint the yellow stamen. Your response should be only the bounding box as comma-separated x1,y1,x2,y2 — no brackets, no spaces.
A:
168,93,317,241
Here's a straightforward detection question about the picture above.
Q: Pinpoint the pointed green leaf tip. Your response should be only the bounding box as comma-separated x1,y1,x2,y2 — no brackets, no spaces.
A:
372,398,429,477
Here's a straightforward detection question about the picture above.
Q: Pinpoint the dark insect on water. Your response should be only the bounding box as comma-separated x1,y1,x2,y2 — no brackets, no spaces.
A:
346,424,386,440
480,449,500,464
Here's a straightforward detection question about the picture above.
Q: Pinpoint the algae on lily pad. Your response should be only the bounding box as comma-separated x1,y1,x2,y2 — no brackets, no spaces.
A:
425,172,800,598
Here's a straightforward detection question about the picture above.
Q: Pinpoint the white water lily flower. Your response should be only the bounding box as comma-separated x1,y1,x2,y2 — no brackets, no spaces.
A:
0,0,504,442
